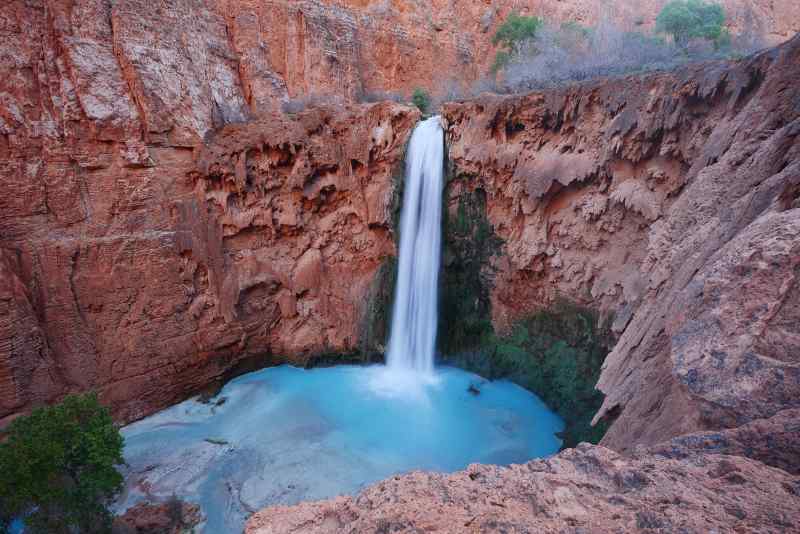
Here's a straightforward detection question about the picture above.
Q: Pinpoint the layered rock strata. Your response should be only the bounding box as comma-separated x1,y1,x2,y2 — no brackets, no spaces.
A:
247,32,800,534
443,34,800,451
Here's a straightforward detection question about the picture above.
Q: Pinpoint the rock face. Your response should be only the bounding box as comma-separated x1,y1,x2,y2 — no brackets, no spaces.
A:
1,0,797,426
247,440,800,534
231,0,799,101
443,34,800,451
113,499,203,534
2,1,799,532
0,0,420,423
247,34,800,534
184,0,800,102
0,94,416,424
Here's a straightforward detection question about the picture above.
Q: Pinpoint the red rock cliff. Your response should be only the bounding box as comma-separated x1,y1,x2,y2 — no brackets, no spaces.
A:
0,0,423,424
246,35,800,534
1,0,798,432
443,35,800,450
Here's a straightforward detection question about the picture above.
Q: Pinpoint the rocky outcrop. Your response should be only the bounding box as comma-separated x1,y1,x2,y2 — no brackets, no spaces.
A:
113,499,203,534
650,409,800,475
247,33,800,534
0,95,416,425
247,441,800,534
0,0,420,424
443,34,800,451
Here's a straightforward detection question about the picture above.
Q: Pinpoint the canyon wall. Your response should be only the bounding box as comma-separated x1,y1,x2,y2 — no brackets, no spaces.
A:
200,0,800,101
0,0,421,424
1,0,798,433
443,36,800,450
247,33,800,534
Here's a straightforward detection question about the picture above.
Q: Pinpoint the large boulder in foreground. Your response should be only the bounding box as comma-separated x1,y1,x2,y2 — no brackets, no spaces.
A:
246,439,800,534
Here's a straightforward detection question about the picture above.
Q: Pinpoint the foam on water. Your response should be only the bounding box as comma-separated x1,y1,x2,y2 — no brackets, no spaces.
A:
116,365,563,532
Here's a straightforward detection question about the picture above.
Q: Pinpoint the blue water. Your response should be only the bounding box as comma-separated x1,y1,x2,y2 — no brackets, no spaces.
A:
115,365,563,532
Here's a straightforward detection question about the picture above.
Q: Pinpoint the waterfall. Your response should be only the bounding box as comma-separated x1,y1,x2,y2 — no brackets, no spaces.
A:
385,116,444,377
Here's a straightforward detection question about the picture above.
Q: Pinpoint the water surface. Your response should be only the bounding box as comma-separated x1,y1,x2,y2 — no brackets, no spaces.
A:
116,365,563,532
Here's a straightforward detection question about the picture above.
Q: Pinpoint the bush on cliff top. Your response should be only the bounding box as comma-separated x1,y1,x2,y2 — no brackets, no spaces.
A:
0,393,124,533
491,13,543,73
656,0,728,47
487,3,762,93
412,88,431,114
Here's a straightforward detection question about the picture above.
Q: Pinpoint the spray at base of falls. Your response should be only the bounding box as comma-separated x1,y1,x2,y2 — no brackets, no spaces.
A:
384,116,445,386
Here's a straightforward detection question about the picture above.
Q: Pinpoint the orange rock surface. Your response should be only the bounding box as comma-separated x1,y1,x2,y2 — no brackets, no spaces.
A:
444,35,800,450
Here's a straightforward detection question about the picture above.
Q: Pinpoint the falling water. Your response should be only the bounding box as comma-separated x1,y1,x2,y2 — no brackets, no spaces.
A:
385,116,444,377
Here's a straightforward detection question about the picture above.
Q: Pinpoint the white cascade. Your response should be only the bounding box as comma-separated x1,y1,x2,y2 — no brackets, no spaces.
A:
385,116,444,378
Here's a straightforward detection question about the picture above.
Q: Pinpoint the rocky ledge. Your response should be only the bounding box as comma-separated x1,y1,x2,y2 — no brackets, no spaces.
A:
247,435,800,534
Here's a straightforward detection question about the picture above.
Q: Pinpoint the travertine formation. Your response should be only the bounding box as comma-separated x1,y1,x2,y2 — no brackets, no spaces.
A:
248,31,800,534
0,90,416,424
0,0,421,424
443,35,800,451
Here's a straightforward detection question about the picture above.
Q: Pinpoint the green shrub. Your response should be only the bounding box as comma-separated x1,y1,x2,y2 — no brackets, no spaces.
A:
656,0,727,47
490,51,512,74
0,393,124,533
491,13,543,74
444,302,614,448
411,88,431,114
492,13,544,52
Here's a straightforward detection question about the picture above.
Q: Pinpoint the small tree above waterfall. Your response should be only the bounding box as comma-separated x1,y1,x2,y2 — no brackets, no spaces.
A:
412,88,431,114
656,0,728,48
491,13,543,73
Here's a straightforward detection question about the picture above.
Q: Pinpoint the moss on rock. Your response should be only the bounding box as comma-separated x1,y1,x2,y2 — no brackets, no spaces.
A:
439,173,614,448
357,257,397,361
444,301,615,448
438,184,502,355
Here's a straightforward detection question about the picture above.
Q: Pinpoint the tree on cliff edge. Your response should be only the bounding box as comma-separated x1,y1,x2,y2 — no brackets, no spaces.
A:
491,12,544,72
656,0,728,48
0,393,124,533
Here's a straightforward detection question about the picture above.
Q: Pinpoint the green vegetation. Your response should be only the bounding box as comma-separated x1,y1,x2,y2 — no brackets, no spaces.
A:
438,186,502,355
358,256,398,360
488,4,742,91
491,13,543,73
0,393,124,533
492,13,543,52
656,0,728,47
439,176,614,448
411,88,431,115
445,302,614,448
